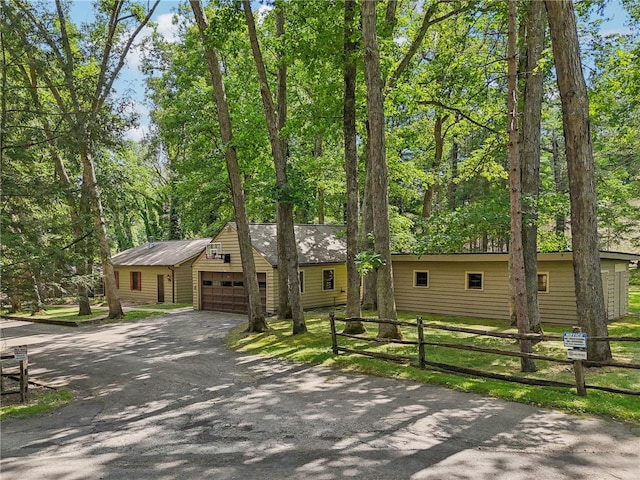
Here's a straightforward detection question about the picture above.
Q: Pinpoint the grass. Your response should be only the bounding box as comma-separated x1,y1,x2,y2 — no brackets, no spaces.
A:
628,289,640,315
0,388,73,420
228,310,640,424
134,303,192,310
2,305,170,324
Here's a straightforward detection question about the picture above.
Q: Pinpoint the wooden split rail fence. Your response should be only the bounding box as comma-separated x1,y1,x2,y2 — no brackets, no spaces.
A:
329,314,640,397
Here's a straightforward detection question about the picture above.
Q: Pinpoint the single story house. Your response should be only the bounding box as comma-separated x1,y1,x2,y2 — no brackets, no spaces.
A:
192,223,347,314
112,238,212,304
391,251,639,325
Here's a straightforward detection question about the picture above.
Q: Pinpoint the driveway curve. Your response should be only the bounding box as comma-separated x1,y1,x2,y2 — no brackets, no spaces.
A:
1,311,638,480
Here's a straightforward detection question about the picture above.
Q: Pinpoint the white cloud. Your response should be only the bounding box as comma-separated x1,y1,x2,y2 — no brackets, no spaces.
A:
156,13,180,43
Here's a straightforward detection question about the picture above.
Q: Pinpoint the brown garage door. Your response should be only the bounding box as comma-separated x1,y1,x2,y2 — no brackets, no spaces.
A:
201,271,266,313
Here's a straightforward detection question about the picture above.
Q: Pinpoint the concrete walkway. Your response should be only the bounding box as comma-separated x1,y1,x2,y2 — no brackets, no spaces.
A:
1,311,638,479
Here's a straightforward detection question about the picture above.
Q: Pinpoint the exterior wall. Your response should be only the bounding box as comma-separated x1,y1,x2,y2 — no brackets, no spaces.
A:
172,263,195,304
113,266,174,304
191,225,275,312
191,224,348,313
392,254,632,325
299,264,348,309
392,258,514,321
600,260,630,320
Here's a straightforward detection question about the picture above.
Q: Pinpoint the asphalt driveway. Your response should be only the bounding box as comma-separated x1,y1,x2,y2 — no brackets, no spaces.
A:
1,311,638,479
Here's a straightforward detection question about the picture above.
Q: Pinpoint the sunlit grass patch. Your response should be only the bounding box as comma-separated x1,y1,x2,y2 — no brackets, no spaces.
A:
0,388,73,420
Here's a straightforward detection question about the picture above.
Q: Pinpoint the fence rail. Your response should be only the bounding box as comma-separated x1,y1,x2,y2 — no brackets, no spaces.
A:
329,314,640,397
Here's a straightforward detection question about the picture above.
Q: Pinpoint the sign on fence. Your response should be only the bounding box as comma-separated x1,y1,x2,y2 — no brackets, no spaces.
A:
562,332,587,348
13,345,27,361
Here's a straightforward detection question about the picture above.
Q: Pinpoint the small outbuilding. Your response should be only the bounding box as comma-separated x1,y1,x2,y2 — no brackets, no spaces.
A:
112,238,212,304
391,251,638,325
192,223,347,314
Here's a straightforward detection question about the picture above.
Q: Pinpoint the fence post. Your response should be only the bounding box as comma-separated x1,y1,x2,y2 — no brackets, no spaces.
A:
570,326,587,397
19,358,29,403
329,312,338,355
417,316,425,369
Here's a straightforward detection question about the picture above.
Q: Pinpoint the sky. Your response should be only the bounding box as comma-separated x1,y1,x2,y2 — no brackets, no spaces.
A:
68,0,635,142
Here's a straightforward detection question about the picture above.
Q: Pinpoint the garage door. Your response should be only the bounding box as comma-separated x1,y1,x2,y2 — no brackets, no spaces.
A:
201,272,266,313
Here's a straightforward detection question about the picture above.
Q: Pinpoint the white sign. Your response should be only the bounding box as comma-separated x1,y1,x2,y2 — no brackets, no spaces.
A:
568,348,587,360
563,332,587,349
13,345,27,361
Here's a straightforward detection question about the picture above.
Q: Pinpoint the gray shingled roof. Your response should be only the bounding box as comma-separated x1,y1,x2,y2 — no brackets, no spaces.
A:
112,238,212,267
229,223,347,266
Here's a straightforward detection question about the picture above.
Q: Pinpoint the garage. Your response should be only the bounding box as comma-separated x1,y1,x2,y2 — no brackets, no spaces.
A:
200,271,266,313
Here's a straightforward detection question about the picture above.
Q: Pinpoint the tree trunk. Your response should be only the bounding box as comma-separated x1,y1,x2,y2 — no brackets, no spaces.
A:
422,115,445,218
507,0,535,372
360,122,377,311
274,2,292,320
551,134,567,235
520,0,545,335
546,0,611,361
191,0,267,332
314,135,326,224
362,0,400,338
81,143,124,319
342,0,364,335
242,0,306,334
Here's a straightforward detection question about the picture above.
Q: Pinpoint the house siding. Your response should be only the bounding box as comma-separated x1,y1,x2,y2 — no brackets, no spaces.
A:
392,253,634,325
114,266,173,304
300,264,348,309
172,263,195,304
192,224,348,313
192,225,275,312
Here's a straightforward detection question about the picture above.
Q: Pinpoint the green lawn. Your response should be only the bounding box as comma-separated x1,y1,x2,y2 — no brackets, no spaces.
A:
2,305,168,324
629,288,640,315
228,310,640,424
0,388,73,420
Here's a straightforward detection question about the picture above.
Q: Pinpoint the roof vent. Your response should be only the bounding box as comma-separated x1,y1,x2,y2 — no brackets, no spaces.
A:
147,236,155,249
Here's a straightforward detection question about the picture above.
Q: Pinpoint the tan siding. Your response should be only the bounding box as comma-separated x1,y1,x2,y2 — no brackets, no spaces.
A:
172,264,194,304
393,258,589,325
113,266,173,304
192,224,348,313
299,264,348,309
192,225,274,311
393,261,512,320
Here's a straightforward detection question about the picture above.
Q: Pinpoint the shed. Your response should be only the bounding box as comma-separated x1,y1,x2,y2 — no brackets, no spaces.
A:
391,251,638,325
192,223,347,314
112,238,212,304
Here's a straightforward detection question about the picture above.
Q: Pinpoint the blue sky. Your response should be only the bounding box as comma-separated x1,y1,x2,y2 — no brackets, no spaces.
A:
68,0,634,141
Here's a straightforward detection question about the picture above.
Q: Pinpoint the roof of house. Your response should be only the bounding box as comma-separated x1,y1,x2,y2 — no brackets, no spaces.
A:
227,223,347,266
392,251,640,263
112,238,212,267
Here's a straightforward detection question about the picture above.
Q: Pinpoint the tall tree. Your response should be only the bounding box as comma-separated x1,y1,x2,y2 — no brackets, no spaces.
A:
9,0,160,318
190,0,267,333
362,0,400,338
546,0,611,361
520,0,546,335
507,0,535,372
342,0,364,334
242,0,306,334
274,1,291,320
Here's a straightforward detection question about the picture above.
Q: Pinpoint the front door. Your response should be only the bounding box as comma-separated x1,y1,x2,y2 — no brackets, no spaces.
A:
157,274,165,303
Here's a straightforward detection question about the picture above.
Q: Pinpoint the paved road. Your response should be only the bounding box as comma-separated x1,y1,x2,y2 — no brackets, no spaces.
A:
1,311,638,480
